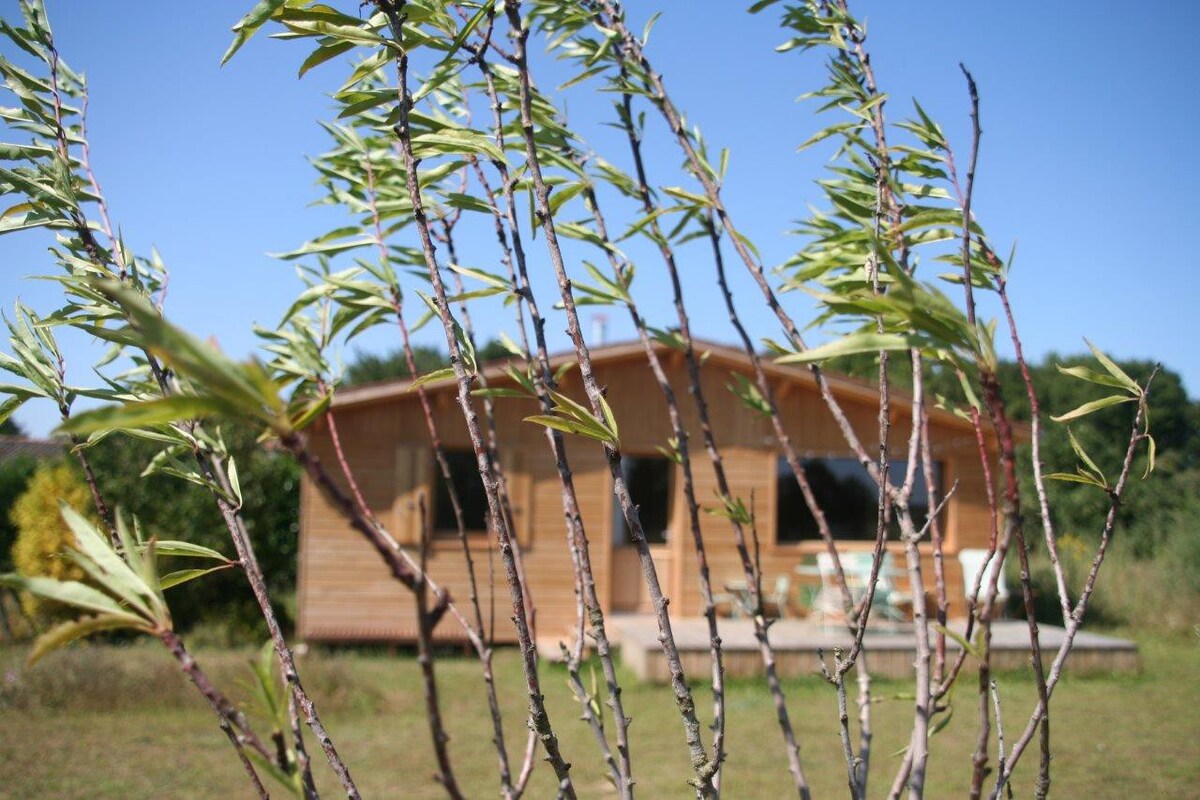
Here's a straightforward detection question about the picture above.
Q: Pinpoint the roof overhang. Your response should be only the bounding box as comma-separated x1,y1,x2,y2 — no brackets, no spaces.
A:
329,338,1020,440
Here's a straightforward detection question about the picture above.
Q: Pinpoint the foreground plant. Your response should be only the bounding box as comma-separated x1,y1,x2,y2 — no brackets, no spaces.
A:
0,505,285,797
0,0,1163,798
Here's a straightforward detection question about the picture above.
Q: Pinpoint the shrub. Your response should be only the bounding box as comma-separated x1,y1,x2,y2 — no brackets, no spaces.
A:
9,461,96,625
0,453,37,573
83,424,300,641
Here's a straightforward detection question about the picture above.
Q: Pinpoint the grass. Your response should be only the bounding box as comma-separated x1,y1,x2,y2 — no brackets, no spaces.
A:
1,630,1197,798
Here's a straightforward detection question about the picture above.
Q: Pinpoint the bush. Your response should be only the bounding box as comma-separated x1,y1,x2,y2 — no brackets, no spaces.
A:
82,423,301,641
9,461,95,625
0,453,38,573
1026,476,1200,635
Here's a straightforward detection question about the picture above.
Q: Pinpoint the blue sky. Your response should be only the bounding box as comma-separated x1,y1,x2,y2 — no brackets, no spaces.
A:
2,1,1197,436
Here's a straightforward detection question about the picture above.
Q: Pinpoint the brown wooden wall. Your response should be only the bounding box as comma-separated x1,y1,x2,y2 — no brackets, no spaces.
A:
297,348,998,643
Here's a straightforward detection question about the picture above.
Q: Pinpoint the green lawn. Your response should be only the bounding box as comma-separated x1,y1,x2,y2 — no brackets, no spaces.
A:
1,631,1196,798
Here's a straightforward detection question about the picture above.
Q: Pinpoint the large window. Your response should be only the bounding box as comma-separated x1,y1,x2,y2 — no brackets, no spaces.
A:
613,455,672,546
776,457,942,543
433,449,489,535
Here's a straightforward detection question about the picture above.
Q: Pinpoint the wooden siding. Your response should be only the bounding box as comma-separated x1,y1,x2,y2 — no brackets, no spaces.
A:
298,344,999,643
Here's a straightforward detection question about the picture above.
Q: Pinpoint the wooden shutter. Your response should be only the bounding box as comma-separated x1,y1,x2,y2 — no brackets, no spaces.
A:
501,449,533,549
393,444,431,545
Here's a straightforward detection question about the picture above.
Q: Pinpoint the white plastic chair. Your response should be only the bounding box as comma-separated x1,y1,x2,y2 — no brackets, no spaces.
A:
814,551,909,625
766,574,792,619
958,548,1010,613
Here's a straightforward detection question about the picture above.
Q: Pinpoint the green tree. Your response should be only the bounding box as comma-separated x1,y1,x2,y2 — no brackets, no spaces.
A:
83,423,301,640
830,350,1198,552
344,339,512,385
0,454,36,573
996,356,1196,549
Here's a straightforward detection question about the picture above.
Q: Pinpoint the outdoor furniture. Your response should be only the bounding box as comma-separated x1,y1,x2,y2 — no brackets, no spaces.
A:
715,579,753,619
764,574,792,619
716,575,793,619
958,548,1010,615
799,551,910,626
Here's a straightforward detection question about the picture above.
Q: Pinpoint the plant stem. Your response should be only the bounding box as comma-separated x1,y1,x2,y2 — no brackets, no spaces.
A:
378,4,576,793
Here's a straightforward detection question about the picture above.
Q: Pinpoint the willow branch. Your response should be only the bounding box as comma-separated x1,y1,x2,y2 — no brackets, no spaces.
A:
996,274,1069,621
464,22,631,795
49,52,357,794
576,165,729,790
991,381,1154,798
359,145,518,795
378,4,576,793
500,2,714,792
414,498,464,800
159,628,272,800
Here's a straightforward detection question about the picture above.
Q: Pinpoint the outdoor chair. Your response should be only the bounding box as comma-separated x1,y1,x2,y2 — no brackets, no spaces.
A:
812,551,910,626
763,574,792,619
958,548,1010,616
715,575,792,619
714,581,752,619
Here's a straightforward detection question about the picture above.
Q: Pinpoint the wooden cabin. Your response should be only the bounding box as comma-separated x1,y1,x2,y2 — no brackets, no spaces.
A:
296,340,997,644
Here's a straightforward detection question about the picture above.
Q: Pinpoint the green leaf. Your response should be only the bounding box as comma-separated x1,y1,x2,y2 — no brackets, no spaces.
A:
934,623,980,659
1055,363,1130,391
1045,471,1108,488
246,748,303,798
497,330,526,359
597,393,619,446
269,236,377,261
0,393,27,427
775,332,916,365
523,414,613,444
1085,339,1140,395
222,0,288,65
0,574,143,622
706,493,752,525
441,192,494,215
411,1,488,102
1066,429,1105,486
471,387,530,399
660,186,710,207
85,281,284,423
29,614,146,666
289,390,331,432
928,702,954,738
297,39,356,77
656,437,683,465
227,457,243,506
727,372,770,417
553,361,575,384
1049,394,1134,424
548,390,598,427
412,129,505,164
148,541,232,561
447,263,510,290
409,366,456,390
60,395,233,435
59,504,155,618
159,565,236,591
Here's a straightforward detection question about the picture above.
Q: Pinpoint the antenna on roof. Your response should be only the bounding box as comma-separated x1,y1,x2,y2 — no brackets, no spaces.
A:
591,313,608,346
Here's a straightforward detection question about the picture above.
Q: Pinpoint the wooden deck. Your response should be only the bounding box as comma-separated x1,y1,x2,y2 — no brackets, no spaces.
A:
586,614,1139,683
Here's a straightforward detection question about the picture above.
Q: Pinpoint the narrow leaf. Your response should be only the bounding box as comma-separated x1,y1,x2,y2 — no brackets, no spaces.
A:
160,564,236,591
1085,339,1139,395
775,332,915,364
1049,394,1133,424
222,0,287,65
29,614,145,666
148,541,232,561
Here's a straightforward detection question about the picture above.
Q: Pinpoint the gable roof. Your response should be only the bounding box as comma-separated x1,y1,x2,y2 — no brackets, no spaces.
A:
0,435,65,464
330,338,997,437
